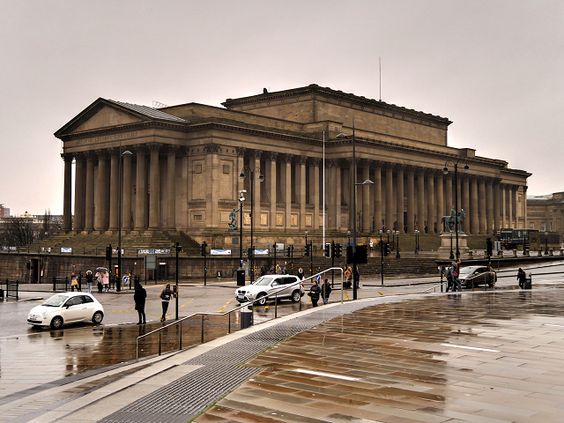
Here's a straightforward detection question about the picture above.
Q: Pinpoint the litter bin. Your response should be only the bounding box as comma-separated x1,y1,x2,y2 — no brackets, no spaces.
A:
523,276,532,290
240,306,253,329
236,268,245,286
0,289,4,300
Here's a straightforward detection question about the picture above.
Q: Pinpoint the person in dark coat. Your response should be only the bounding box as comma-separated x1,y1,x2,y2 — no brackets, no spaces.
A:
309,280,321,307
134,280,147,324
321,278,332,305
517,267,527,289
160,284,175,322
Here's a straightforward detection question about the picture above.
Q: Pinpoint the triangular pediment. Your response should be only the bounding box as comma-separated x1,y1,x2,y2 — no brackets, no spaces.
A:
55,98,148,138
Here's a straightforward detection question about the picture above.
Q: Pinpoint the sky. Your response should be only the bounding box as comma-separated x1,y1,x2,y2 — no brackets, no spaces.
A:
1,0,563,215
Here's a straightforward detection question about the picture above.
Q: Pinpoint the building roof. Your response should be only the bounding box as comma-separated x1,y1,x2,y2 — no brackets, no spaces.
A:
106,99,186,123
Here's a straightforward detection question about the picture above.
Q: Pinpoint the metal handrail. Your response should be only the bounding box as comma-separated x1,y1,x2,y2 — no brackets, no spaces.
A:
135,267,344,359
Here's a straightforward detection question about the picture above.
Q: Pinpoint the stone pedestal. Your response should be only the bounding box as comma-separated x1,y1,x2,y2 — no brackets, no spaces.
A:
438,232,469,258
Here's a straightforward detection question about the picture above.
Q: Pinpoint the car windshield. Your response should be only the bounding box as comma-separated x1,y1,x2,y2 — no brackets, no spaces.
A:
43,294,69,307
459,267,477,276
253,276,275,286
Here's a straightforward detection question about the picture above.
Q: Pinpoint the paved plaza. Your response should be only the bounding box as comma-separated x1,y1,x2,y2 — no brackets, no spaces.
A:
2,280,564,422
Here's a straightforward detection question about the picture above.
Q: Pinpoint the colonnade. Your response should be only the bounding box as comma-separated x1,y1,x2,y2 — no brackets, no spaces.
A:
62,146,526,236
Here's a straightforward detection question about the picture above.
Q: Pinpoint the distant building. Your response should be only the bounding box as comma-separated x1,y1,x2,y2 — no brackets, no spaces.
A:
54,84,530,247
527,192,564,236
0,204,9,218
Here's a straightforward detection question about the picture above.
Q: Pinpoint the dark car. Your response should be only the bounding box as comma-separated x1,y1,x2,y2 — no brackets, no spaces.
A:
458,265,497,289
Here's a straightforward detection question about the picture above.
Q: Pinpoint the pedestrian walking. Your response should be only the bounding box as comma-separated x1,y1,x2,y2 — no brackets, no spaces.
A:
452,260,461,291
70,272,79,292
160,284,175,322
445,266,454,292
517,267,527,289
85,270,93,293
344,266,353,289
102,271,110,292
308,279,321,307
77,271,83,291
134,279,147,324
321,278,332,305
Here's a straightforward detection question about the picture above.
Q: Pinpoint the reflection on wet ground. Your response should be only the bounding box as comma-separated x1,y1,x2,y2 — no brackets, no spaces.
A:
0,302,309,400
197,289,564,422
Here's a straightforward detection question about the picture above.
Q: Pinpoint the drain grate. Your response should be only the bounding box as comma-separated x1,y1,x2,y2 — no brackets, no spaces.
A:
101,300,378,423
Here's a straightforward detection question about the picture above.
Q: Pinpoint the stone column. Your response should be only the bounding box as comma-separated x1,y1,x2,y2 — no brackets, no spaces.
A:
298,157,306,230
313,159,320,230
206,144,220,229
327,161,336,229
85,154,95,231
335,163,342,230
479,178,487,234
109,151,119,231
508,186,514,228
486,179,494,234
416,169,425,231
269,153,278,230
74,155,85,232
167,148,176,229
373,163,382,229
385,165,394,229
63,155,73,232
362,164,371,232
426,171,435,233
396,166,404,232
436,173,444,233
122,152,132,231
462,175,470,233
470,176,479,234
523,186,528,228
445,173,453,214
285,156,292,230
493,181,501,232
406,167,414,233
94,153,109,231
501,184,507,228
149,146,160,230
134,149,147,230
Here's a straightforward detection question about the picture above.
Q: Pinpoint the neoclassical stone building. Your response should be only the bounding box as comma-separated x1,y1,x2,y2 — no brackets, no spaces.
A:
55,84,530,248
527,192,564,236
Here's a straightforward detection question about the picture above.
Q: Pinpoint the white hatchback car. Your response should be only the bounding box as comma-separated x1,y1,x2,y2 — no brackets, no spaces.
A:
27,292,105,329
235,275,304,305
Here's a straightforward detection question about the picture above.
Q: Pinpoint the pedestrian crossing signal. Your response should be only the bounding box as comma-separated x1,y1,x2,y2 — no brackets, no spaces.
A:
334,243,342,258
323,243,331,257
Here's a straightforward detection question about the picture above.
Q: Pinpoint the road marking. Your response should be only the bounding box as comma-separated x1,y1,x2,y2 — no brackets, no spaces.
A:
217,299,234,313
544,324,564,328
441,343,499,353
292,368,360,381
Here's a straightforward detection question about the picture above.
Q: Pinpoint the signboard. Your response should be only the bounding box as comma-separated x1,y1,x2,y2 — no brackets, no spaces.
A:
254,248,269,256
60,247,73,254
138,248,171,255
211,249,232,256
275,243,285,251
145,254,157,270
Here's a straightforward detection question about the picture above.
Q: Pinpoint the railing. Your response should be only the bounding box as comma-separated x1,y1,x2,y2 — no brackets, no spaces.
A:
135,267,344,359
1,279,19,300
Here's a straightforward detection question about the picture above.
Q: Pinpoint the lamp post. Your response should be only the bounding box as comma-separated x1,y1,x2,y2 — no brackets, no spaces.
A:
117,149,133,292
414,229,420,254
395,230,400,259
238,190,246,268
379,228,384,286
449,230,454,260
544,231,549,255
240,168,264,284
443,160,469,260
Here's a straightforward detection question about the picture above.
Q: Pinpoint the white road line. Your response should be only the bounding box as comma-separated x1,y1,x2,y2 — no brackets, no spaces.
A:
292,368,360,381
441,343,499,353
544,323,564,328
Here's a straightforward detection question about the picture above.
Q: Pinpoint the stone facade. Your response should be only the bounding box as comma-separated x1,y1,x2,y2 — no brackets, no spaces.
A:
55,84,530,247
527,192,564,236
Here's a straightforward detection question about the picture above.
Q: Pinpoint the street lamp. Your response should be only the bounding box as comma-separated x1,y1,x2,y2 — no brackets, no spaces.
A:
544,231,549,255
443,160,469,260
394,230,400,259
379,227,384,286
414,229,420,254
240,168,264,284
238,189,246,268
449,230,454,260
117,149,133,292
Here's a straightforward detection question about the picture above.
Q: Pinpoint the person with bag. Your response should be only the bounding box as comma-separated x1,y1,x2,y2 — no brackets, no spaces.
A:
70,272,79,292
308,279,321,307
321,278,332,305
160,284,175,322
344,266,353,289
452,260,461,291
445,266,454,292
85,270,94,293
517,267,527,289
134,279,147,324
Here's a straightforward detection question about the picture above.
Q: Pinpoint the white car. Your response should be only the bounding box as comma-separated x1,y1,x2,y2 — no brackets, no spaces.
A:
27,292,105,329
235,275,304,305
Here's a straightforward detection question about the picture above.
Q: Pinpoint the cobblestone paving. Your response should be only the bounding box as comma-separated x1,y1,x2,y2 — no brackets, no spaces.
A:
196,289,564,423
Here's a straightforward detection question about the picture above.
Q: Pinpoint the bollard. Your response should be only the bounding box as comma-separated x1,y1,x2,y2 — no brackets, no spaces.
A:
236,269,245,286
524,275,532,290
240,305,253,329
0,288,4,301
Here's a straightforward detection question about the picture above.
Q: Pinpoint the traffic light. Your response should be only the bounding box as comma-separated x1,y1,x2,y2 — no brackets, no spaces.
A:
287,246,291,257
175,242,182,253
200,241,207,257
346,245,353,264
356,245,368,264
323,243,331,258
304,243,311,256
486,238,493,257
334,243,342,258
105,244,112,261
384,242,391,256
247,247,253,259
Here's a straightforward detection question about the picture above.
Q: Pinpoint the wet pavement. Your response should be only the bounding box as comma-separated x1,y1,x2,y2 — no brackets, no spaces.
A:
1,263,564,422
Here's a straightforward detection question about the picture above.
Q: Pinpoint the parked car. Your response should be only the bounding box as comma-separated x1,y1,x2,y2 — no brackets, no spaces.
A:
458,265,497,289
27,292,105,329
235,275,304,305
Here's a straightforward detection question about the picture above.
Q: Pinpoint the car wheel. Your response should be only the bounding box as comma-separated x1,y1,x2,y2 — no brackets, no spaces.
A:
291,290,302,303
50,316,64,330
92,311,104,325
257,294,267,306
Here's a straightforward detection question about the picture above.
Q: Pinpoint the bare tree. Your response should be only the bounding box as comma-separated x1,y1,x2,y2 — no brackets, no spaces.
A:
0,217,35,246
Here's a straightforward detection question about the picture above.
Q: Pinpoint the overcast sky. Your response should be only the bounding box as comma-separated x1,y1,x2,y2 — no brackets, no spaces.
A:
1,0,562,215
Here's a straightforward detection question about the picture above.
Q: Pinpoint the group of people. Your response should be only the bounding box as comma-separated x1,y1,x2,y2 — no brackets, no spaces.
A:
69,269,133,293
133,282,177,325
308,278,332,307
445,260,461,292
